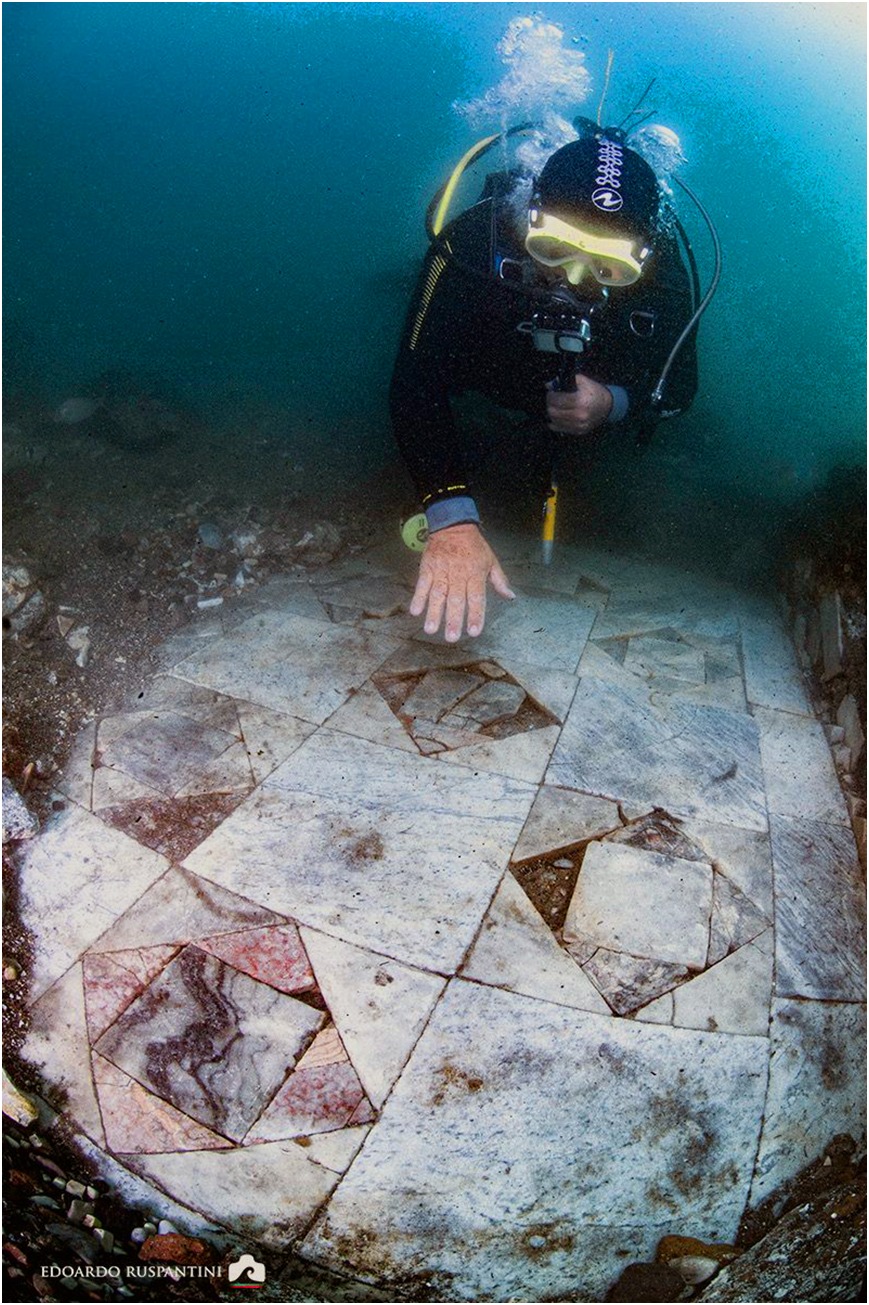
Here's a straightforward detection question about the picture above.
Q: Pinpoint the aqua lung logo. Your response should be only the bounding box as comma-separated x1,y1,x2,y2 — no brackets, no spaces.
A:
592,138,624,212
227,1253,266,1289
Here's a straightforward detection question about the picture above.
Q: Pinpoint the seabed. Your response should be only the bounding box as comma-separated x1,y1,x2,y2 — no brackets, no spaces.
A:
17,529,866,1301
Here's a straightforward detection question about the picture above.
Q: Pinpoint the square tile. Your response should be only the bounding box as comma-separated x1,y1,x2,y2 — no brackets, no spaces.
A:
563,841,714,969
756,707,850,826
95,945,325,1142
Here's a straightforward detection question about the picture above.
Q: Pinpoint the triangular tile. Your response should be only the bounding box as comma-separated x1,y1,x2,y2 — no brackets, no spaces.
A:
88,867,285,953
246,1044,370,1143
25,965,105,1146
300,928,446,1108
92,1054,231,1153
83,944,178,1040
300,1124,371,1173
708,872,772,965
198,923,316,994
461,873,610,1015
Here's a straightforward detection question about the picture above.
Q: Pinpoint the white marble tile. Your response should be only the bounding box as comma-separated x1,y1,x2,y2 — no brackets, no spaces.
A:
184,733,536,973
91,766,163,811
564,841,713,969
591,585,743,641
300,930,446,1108
326,679,426,756
624,634,706,685
460,873,610,1015
770,815,866,1001
749,998,867,1208
414,592,598,674
56,721,97,808
631,990,674,1025
301,980,768,1298
302,1124,372,1173
18,803,170,999
132,677,243,731
650,675,749,714
548,677,767,831
671,931,773,1036
97,710,242,798
235,702,317,783
173,740,255,797
681,818,775,919
439,724,561,785
512,786,623,864
25,964,105,1145
221,575,328,627
741,617,811,715
128,1141,340,1249
313,573,412,620
88,867,284,954
755,707,849,826
172,611,399,724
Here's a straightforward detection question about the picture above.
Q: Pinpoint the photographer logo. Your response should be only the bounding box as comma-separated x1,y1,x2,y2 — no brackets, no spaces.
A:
228,1253,267,1289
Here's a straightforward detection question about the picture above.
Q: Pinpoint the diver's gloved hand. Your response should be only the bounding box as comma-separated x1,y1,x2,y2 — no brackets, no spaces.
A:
546,373,613,436
409,523,515,643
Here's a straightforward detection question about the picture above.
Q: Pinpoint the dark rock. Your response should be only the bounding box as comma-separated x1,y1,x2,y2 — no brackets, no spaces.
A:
606,1260,690,1302
697,1178,866,1302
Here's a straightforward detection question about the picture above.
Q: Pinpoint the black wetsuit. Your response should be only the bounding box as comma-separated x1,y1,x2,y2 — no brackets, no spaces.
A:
390,172,698,524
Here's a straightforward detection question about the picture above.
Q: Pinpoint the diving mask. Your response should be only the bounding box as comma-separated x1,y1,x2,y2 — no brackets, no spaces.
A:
525,209,650,287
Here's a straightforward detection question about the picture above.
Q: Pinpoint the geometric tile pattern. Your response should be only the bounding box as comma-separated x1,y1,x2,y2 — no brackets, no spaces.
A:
19,537,864,1299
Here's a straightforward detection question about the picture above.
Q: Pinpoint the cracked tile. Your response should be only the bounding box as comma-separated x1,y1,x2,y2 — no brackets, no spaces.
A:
25,965,105,1145
83,945,179,1040
235,701,318,782
56,722,97,807
247,1025,371,1142
198,923,316,995
93,1054,231,1154
740,617,811,715
680,817,775,919
301,980,768,1298
624,634,706,685
301,1124,371,1173
547,676,767,830
172,610,399,723
97,710,242,797
512,786,622,863
749,999,867,1208
416,592,597,673
582,950,693,1016
300,929,446,1108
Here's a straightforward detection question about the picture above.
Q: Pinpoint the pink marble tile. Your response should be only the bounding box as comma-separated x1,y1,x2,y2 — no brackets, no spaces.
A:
83,946,179,1041
247,1025,372,1141
198,924,316,995
92,1054,231,1154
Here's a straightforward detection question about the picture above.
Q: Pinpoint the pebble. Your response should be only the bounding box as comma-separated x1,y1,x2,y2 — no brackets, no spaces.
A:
65,1179,86,1198
4,964,20,981
197,596,223,609
67,1199,93,1224
53,397,99,425
30,1196,61,1210
66,626,91,668
670,1254,720,1285
553,857,574,869
157,1219,178,1235
2,1066,40,1124
197,522,223,550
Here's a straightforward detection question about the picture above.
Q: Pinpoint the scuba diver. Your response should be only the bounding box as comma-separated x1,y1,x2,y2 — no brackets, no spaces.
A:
390,112,720,642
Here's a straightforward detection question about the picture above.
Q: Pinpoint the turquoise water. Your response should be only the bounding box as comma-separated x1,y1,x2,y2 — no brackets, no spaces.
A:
3,2,866,495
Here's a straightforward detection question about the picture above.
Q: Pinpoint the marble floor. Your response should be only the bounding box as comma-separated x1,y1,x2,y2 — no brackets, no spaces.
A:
18,532,866,1301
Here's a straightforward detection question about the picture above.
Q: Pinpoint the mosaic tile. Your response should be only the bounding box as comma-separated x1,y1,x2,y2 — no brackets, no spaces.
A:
301,980,768,1297
18,802,169,1000
96,946,324,1141
547,676,767,830
749,999,867,1208
172,610,399,724
631,990,674,1026
297,930,445,1108
670,931,774,1036
301,1124,371,1173
431,590,597,673
740,616,811,715
563,841,714,969
88,867,284,954
317,680,420,755
173,740,254,797
770,815,865,1001
438,724,562,785
460,873,610,1015
198,923,316,995
97,710,242,797
247,1044,369,1143
128,1141,340,1249
83,945,179,1040
756,707,850,826
401,669,486,724
92,1054,231,1154
313,573,412,620
511,786,622,864
235,702,318,782
25,965,105,1146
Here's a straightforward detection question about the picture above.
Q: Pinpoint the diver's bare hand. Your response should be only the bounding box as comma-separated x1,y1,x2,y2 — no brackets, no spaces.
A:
546,374,613,436
409,522,515,642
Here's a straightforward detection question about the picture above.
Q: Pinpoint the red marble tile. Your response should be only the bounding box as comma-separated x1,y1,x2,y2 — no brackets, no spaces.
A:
197,923,316,994
247,1026,371,1141
93,1054,231,1154
83,946,179,1041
